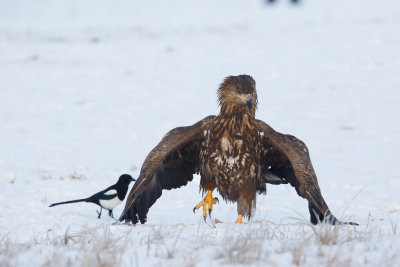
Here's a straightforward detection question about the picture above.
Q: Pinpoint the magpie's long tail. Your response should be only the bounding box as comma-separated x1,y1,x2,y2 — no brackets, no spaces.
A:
49,198,89,207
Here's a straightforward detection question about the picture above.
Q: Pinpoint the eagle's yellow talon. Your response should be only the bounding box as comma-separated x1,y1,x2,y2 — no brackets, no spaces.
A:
235,214,243,224
193,190,218,220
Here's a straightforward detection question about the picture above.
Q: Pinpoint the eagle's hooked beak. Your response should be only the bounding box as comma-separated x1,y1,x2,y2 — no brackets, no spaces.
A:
239,94,253,109
246,94,253,109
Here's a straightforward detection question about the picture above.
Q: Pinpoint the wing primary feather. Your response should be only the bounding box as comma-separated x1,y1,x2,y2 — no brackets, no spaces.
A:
256,119,357,225
120,116,215,224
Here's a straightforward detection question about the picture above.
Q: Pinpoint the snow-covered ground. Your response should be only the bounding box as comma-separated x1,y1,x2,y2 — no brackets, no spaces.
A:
1,0,399,266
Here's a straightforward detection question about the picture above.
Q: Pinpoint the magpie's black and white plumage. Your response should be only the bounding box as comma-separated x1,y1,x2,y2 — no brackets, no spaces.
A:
49,174,135,218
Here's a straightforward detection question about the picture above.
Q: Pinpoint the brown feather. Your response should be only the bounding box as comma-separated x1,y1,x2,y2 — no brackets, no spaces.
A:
119,116,215,223
255,120,350,224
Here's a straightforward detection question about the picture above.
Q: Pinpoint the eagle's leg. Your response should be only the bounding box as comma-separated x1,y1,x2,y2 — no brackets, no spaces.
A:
236,192,254,224
235,214,243,224
193,190,219,221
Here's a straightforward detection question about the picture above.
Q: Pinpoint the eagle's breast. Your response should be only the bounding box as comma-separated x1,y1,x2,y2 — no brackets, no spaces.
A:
199,113,259,200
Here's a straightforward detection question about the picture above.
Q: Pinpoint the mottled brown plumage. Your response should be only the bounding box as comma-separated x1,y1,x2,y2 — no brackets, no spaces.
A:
118,75,356,225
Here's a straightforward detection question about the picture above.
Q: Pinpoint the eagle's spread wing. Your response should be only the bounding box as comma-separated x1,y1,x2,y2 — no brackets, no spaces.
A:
256,120,353,225
119,116,215,224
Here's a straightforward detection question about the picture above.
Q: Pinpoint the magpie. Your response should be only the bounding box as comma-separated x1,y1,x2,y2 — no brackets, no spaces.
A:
49,174,135,219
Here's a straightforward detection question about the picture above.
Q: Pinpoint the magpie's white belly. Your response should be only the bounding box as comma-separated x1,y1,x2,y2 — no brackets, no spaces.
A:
99,197,121,210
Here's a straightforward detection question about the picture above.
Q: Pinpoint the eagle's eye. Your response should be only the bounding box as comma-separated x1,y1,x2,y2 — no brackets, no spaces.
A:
236,86,243,93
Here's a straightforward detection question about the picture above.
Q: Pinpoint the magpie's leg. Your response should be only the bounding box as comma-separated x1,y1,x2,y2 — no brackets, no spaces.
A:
96,207,103,219
109,210,114,218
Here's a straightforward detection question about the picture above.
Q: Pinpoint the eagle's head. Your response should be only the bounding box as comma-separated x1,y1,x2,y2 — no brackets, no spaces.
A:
217,74,258,115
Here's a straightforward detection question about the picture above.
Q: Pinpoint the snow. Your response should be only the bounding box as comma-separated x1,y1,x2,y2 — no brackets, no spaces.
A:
1,0,400,266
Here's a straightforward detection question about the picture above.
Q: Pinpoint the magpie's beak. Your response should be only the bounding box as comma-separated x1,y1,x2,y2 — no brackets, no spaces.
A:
130,177,136,182
246,94,253,109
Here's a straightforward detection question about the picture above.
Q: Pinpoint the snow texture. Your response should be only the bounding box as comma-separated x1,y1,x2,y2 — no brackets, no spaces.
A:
0,0,399,266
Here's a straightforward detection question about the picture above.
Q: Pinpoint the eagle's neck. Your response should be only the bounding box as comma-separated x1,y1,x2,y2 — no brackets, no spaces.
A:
215,105,256,139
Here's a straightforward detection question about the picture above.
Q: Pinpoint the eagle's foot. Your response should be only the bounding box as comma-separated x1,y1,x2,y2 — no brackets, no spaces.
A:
193,190,219,221
235,214,243,224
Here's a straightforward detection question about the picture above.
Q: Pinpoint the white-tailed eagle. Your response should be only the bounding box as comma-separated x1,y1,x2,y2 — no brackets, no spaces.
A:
118,75,356,225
